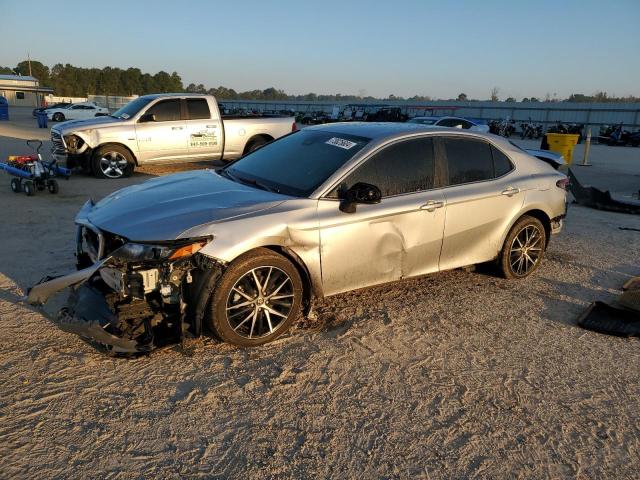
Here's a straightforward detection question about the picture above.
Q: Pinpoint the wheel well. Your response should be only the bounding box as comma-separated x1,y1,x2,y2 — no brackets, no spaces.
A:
243,134,274,155
263,245,314,315
95,142,138,166
520,209,551,246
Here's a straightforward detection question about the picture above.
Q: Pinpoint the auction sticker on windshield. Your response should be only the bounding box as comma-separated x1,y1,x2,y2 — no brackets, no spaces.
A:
325,137,358,150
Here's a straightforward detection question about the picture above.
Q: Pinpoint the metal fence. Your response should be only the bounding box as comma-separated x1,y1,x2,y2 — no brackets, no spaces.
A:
221,99,640,131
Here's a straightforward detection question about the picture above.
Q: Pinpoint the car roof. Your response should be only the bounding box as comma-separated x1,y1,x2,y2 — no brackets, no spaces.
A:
140,93,209,100
305,121,496,142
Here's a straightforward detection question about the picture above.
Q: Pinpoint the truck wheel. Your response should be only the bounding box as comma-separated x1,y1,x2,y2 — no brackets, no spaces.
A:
244,137,268,154
206,248,303,347
23,181,35,196
10,178,21,193
92,145,134,179
498,215,546,279
53,112,65,122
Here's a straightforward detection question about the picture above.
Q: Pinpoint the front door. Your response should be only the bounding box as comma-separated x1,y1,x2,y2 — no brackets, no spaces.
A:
318,136,446,296
135,98,189,163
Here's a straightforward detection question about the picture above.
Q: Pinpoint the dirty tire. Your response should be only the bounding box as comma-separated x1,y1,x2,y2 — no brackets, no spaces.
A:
53,112,65,122
92,145,134,179
47,179,59,194
245,137,268,154
10,178,21,193
23,180,35,196
499,215,547,279
206,248,303,347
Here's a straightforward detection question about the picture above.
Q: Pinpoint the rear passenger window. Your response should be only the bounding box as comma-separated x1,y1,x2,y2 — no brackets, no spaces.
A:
333,137,435,197
187,98,211,120
146,99,181,122
492,146,514,177
444,138,493,185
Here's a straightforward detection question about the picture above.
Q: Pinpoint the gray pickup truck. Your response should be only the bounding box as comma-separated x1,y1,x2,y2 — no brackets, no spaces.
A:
51,93,297,178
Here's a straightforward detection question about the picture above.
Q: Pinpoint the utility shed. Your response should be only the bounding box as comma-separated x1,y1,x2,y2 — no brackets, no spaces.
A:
0,75,54,107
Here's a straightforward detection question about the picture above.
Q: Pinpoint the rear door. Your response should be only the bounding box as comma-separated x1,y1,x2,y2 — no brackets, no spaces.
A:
134,98,189,163
437,136,523,270
184,97,223,160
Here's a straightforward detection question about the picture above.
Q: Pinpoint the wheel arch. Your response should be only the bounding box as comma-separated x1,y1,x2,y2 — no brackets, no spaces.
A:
262,245,315,316
94,142,139,166
242,134,274,155
500,208,552,253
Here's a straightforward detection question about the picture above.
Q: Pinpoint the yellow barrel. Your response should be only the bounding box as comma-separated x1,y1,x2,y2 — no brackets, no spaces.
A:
545,133,580,165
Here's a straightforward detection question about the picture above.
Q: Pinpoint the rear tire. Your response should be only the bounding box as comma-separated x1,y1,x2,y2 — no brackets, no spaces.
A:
92,145,134,179
47,179,59,194
244,137,268,155
10,178,21,193
498,215,547,279
206,248,303,347
23,181,35,196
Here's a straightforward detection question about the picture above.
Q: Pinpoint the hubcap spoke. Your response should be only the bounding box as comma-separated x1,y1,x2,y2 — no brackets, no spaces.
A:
509,225,543,276
226,266,294,339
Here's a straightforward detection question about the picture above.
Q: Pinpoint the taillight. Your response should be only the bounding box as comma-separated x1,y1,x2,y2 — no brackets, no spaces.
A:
292,121,298,132
556,178,570,190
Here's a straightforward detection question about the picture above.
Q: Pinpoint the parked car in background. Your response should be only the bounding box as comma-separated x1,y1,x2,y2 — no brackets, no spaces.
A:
46,102,109,122
51,93,297,178
408,116,490,133
28,123,568,353
32,102,70,117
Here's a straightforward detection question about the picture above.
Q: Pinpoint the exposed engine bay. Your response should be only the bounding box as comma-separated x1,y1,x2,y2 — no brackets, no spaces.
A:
27,223,224,354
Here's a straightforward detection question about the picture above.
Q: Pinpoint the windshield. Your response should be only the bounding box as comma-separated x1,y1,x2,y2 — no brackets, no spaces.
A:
225,130,370,197
111,97,154,119
408,118,436,125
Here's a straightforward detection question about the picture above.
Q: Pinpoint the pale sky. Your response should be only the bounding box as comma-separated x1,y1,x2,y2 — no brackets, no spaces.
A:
1,0,638,99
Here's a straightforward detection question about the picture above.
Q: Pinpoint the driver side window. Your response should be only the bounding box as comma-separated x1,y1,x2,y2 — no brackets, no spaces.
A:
144,99,182,122
328,137,435,198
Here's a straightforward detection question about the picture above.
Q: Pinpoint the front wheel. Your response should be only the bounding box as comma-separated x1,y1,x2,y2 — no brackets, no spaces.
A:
206,249,303,347
53,112,65,122
498,216,547,279
10,178,21,193
91,145,134,179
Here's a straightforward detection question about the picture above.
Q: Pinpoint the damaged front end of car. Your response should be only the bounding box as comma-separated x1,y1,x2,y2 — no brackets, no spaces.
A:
26,202,225,354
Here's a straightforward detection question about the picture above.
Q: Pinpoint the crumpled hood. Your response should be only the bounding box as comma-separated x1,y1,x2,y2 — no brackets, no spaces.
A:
55,116,123,132
85,170,287,241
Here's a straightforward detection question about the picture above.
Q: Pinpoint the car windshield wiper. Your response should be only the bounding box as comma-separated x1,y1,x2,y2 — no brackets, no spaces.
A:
219,169,280,193
237,175,279,193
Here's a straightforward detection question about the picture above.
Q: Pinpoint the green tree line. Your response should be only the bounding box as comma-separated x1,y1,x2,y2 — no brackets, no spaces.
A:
1,60,638,103
0,60,182,96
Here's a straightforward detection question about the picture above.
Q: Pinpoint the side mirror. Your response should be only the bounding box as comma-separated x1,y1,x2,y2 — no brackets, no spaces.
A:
139,113,156,123
454,124,463,129
339,182,382,213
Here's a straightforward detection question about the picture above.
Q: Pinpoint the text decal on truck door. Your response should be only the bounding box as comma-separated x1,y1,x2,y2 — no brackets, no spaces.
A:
325,137,358,150
190,131,218,147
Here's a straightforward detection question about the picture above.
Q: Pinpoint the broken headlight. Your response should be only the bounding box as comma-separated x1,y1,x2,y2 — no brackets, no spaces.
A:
112,238,211,263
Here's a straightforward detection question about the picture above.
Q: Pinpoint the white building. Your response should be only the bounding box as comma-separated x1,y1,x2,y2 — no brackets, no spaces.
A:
0,74,54,107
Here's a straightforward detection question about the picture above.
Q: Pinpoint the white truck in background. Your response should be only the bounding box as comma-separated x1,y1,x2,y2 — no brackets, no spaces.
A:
51,93,297,178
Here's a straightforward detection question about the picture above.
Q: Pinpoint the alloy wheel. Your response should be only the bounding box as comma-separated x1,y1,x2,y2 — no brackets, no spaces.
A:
99,152,129,178
225,266,294,339
509,225,544,276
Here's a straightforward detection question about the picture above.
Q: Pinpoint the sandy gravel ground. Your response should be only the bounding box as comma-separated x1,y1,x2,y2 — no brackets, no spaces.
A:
1,115,639,478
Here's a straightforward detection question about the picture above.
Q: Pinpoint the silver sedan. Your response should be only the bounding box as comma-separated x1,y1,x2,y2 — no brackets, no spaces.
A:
28,123,568,353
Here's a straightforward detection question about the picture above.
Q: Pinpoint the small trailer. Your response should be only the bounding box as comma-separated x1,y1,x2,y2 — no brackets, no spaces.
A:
0,139,71,196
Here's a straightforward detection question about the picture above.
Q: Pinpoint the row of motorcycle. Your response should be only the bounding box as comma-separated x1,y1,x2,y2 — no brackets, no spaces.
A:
598,124,640,147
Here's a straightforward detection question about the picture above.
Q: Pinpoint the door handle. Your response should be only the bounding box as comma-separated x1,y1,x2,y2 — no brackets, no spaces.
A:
501,186,521,197
420,200,445,212
171,126,183,130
